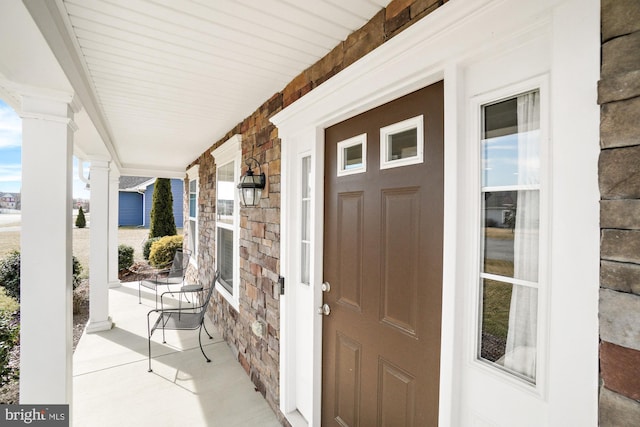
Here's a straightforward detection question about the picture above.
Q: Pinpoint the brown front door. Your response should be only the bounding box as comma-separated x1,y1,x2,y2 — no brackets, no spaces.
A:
322,82,444,426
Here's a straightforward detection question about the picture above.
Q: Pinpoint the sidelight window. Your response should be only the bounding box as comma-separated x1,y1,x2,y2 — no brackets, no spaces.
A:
478,90,541,384
301,156,312,285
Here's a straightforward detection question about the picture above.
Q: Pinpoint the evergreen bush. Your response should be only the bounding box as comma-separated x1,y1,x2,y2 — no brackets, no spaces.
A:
75,206,86,228
118,245,135,271
142,237,161,260
149,178,176,238
0,251,83,301
149,235,183,268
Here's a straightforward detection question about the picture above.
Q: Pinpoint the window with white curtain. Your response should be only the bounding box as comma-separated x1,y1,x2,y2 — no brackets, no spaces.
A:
478,90,541,384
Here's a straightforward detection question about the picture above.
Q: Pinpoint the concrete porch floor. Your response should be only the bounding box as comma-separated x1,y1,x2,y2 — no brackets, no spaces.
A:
73,281,281,427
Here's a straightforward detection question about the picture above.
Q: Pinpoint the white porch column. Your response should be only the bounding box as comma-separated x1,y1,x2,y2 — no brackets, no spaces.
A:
20,94,75,404
86,159,113,333
108,169,121,288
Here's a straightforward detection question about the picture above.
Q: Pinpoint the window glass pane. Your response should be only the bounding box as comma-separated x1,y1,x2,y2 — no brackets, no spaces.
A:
301,242,310,285
189,180,197,217
387,128,418,161
482,91,540,188
189,219,196,255
189,193,196,218
483,190,539,282
217,162,235,225
480,279,537,383
344,144,363,170
302,156,311,199
217,227,234,294
302,200,310,242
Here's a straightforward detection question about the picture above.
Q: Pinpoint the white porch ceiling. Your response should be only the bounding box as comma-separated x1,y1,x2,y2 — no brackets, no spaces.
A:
25,0,390,177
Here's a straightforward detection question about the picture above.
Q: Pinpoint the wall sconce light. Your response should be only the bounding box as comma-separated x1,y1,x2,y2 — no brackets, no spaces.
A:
237,156,266,207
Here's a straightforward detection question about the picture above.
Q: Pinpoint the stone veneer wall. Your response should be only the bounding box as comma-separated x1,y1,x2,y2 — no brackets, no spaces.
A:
598,0,640,425
182,0,447,422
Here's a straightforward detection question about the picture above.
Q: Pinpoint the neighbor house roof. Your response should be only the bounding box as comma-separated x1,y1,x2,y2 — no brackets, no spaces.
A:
119,176,153,191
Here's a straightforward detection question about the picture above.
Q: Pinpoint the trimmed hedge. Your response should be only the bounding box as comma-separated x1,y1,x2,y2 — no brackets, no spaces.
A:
143,237,161,260
118,244,135,271
149,235,184,268
0,250,83,301
0,251,20,302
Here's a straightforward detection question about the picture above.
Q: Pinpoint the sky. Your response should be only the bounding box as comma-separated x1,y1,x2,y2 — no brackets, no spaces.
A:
0,99,91,200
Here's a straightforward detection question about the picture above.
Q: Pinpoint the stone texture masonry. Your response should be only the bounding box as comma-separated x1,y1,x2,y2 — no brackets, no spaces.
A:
181,1,447,423
599,0,640,425
179,0,640,424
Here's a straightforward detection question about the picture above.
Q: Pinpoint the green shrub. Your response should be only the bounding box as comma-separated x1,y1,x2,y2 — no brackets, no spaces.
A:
0,288,18,314
149,178,177,238
149,235,183,268
0,251,20,301
142,237,161,260
75,206,86,228
0,310,19,386
72,256,83,290
0,251,83,301
118,245,135,271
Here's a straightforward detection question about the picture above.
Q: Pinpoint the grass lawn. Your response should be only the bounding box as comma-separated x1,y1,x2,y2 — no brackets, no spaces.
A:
484,226,515,240
0,218,181,278
481,259,515,339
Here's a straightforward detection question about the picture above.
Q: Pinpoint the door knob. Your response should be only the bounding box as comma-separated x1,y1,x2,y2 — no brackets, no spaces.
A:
317,303,331,316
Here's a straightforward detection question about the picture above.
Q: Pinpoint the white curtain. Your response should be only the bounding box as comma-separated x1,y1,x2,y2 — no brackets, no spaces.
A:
503,91,540,380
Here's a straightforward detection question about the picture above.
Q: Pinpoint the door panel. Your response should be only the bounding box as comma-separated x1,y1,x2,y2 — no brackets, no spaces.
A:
380,187,421,337
323,81,444,426
336,192,364,311
335,332,362,426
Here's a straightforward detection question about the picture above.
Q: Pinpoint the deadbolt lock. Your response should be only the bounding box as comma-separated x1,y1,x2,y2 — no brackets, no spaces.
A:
322,282,331,292
317,303,331,316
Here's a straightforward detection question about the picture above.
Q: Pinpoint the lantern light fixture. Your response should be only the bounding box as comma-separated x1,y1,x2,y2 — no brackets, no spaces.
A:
237,156,266,207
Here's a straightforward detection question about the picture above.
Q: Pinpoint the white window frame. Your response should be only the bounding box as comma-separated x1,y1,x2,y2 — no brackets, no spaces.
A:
380,115,424,169
187,164,199,267
470,76,550,395
337,133,367,176
211,134,242,311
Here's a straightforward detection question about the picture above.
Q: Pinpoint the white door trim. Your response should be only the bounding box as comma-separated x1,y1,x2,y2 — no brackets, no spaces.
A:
272,0,599,425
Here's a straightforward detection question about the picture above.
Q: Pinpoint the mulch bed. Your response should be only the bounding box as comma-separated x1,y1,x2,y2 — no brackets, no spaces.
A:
0,261,160,404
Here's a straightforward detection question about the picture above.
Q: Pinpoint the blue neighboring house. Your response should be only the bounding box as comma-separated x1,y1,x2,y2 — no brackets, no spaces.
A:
118,176,183,228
